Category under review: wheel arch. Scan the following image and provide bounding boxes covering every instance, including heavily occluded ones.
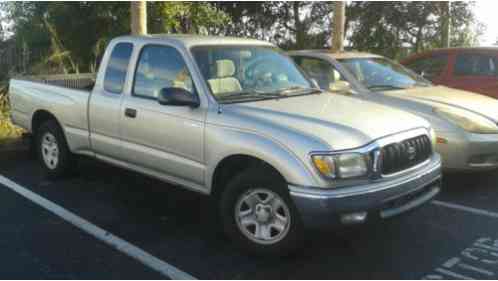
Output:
[205,127,318,199]
[210,154,286,202]
[31,109,65,137]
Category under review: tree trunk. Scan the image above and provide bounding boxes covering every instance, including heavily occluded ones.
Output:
[331,1,346,52]
[293,2,305,49]
[131,1,147,35]
[440,1,451,48]
[414,26,423,53]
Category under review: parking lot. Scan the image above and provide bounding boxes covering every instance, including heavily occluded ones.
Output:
[1,145,498,279]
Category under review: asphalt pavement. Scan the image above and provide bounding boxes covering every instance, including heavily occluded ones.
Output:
[1,146,498,279]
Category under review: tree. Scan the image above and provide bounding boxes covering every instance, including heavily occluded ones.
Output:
[440,1,451,48]
[148,2,229,34]
[218,2,334,49]
[331,1,345,52]
[0,2,228,74]
[347,1,482,58]
[1,2,130,73]
[131,1,147,35]
[0,21,4,42]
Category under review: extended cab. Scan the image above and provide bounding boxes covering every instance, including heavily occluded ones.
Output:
[9,35,442,255]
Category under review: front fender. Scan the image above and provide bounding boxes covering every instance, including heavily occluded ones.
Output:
[204,124,319,192]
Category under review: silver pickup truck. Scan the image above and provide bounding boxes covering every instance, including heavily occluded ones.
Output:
[9,35,442,255]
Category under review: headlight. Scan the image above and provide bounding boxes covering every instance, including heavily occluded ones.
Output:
[434,107,498,134]
[312,153,368,179]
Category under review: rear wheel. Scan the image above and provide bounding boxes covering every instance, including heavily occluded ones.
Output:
[36,120,75,178]
[220,166,304,256]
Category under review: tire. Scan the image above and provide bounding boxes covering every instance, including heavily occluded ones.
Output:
[220,166,304,256]
[35,120,75,179]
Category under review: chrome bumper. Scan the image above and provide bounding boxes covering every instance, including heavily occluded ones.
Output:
[289,154,442,228]
[436,131,498,171]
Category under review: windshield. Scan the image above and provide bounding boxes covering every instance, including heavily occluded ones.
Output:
[191,46,317,103]
[338,57,430,91]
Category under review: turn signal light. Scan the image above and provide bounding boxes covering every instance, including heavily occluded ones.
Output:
[436,137,448,144]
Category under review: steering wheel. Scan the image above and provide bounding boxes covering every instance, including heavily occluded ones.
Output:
[244,56,281,90]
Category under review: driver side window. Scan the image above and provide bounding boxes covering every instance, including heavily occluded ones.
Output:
[133,45,195,99]
[295,57,345,90]
[406,54,448,81]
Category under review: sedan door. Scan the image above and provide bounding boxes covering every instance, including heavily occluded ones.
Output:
[403,53,449,85]
[120,44,206,189]
[447,52,498,98]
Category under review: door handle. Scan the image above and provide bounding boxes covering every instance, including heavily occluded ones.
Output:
[125,108,137,118]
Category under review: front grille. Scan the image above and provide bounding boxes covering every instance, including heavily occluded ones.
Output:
[381,135,432,175]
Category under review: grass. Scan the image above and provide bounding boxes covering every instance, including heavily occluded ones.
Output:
[0,83,24,145]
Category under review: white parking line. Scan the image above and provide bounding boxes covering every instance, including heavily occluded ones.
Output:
[432,200,498,219]
[0,175,196,280]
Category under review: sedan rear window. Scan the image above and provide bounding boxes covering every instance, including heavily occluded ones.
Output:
[339,57,429,91]
[454,53,498,76]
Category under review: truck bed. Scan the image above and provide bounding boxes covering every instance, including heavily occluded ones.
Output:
[9,74,95,154]
[16,73,96,92]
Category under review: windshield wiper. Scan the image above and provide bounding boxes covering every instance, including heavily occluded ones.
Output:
[218,87,320,103]
[218,91,281,100]
[367,84,409,90]
[276,86,322,96]
[414,82,431,87]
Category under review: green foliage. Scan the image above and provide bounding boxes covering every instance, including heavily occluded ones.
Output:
[0,2,230,75]
[0,1,487,76]
[219,1,481,53]
[1,2,130,74]
[0,83,23,143]
[148,2,230,35]
[218,2,334,49]
[346,1,482,59]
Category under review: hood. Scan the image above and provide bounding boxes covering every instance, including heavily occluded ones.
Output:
[384,86,498,122]
[223,93,429,150]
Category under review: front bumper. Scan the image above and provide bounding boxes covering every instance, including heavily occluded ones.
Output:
[436,131,498,171]
[289,154,442,228]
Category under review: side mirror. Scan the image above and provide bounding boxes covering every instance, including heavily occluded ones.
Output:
[329,81,353,94]
[158,87,199,108]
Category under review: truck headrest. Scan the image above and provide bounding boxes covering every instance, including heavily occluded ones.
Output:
[215,59,236,78]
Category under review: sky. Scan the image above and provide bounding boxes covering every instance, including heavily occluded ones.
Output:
[474,0,498,46]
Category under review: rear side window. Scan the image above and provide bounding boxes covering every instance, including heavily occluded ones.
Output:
[454,53,498,76]
[104,42,134,94]
[405,54,448,80]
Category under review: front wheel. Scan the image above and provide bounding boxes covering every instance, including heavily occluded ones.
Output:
[220,167,304,256]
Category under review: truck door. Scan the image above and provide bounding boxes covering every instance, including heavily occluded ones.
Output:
[89,42,133,160]
[120,44,206,187]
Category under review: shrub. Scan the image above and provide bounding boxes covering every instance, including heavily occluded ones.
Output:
[0,83,24,143]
